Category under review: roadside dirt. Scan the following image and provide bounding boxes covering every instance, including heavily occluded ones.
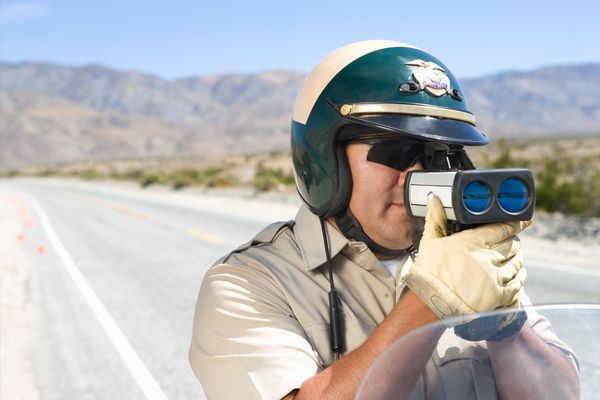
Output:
[0,188,39,400]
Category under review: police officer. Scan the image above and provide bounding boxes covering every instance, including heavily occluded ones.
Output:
[189,41,578,399]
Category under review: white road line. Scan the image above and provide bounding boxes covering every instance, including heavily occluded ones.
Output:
[24,192,168,400]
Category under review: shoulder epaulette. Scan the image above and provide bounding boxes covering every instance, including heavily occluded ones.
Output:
[217,220,295,264]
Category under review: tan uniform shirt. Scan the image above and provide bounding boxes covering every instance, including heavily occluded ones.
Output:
[189,205,576,399]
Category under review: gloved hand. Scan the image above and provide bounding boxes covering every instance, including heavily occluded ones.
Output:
[401,194,530,324]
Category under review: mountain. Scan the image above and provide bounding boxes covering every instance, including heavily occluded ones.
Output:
[1,61,599,170]
[461,64,600,136]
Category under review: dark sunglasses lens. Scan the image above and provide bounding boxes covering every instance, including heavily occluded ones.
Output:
[366,141,424,171]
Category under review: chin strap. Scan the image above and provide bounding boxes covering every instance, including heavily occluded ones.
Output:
[334,207,410,257]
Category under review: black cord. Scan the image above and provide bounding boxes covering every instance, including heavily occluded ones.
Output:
[319,216,343,360]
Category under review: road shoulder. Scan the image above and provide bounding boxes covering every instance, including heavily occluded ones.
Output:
[0,188,39,400]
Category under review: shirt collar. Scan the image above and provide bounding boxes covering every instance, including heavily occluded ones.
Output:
[293,205,349,272]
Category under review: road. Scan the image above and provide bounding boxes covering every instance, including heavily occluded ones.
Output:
[1,178,599,399]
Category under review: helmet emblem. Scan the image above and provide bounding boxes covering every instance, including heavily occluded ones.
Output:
[405,60,452,97]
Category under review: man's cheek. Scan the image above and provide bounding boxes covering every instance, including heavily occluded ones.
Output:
[411,218,425,237]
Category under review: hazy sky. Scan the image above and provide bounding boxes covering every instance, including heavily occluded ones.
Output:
[1,0,599,80]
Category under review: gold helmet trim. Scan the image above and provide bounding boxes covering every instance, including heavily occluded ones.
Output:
[339,103,477,126]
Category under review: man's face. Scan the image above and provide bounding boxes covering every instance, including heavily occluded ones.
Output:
[345,142,424,255]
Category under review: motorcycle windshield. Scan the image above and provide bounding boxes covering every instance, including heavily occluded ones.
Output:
[356,305,600,400]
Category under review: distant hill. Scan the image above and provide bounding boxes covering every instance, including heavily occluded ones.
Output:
[1,61,599,170]
[461,64,600,136]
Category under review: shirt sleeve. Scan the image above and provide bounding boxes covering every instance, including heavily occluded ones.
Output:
[189,256,319,400]
[521,291,580,372]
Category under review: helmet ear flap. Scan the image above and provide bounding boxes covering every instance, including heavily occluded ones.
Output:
[325,143,353,217]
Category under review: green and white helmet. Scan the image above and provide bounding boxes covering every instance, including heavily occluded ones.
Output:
[291,40,488,220]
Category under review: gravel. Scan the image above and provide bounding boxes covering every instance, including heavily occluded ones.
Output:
[525,212,600,246]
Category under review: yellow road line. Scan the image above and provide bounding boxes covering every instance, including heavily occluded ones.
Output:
[100,202,148,220]
[72,192,224,245]
[74,193,148,220]
[185,229,224,244]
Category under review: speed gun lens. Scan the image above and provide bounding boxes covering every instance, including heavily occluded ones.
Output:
[498,177,529,213]
[463,181,491,213]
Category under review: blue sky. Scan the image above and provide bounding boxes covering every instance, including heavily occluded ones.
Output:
[1,0,599,80]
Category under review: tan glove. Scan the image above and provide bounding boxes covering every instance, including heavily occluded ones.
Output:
[401,194,530,322]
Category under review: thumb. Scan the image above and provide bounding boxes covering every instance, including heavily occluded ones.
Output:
[422,193,448,240]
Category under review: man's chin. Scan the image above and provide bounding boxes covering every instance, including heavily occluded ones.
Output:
[378,230,416,251]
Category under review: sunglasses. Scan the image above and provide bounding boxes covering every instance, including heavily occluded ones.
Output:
[353,139,475,172]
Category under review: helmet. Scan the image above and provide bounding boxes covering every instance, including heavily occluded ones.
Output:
[291,40,488,219]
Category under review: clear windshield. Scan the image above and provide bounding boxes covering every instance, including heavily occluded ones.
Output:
[357,305,600,400]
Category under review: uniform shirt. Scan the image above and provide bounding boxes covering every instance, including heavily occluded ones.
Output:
[189,205,576,399]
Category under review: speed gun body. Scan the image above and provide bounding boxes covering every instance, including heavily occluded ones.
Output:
[405,169,535,224]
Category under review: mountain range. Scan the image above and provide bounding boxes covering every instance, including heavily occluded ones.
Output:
[1,61,599,170]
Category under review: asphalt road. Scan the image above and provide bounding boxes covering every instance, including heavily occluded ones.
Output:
[2,178,599,399]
